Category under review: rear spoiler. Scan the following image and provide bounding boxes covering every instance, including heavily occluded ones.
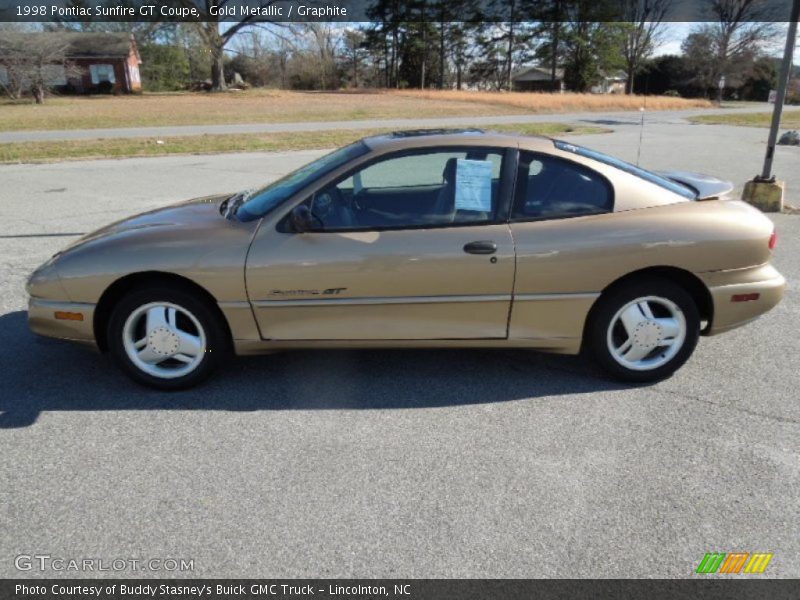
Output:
[657,170,734,201]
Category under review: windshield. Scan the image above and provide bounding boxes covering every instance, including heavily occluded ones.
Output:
[553,140,697,200]
[237,141,370,221]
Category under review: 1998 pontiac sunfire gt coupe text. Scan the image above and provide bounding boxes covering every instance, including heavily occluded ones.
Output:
[27,130,785,389]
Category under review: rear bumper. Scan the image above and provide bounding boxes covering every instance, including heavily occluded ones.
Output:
[701,264,786,335]
[28,297,97,347]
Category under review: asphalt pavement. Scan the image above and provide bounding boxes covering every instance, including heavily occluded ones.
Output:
[0,116,798,578]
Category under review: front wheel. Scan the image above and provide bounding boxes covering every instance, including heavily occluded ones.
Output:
[587,279,700,383]
[108,286,229,390]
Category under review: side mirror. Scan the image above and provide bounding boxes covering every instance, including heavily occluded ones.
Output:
[290,205,316,233]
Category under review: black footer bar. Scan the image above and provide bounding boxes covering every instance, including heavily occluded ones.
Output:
[4,579,800,600]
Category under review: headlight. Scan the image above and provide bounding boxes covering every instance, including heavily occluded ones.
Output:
[26,255,68,299]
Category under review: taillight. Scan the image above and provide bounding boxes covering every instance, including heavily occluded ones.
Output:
[769,230,778,250]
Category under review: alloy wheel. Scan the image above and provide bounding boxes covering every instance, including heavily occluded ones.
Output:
[606,295,687,372]
[122,302,207,379]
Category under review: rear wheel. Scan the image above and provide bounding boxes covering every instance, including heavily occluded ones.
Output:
[587,279,700,383]
[108,286,229,390]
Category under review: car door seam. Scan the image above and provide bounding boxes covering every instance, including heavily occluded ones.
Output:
[505,224,517,340]
[243,216,269,340]
[504,145,520,340]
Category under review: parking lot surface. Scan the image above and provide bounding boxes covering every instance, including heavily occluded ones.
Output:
[1,119,798,578]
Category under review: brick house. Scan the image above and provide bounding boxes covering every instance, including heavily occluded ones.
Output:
[0,32,142,94]
[60,32,142,94]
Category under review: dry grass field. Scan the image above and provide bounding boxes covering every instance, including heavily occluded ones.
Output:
[0,89,713,133]
[0,121,609,163]
[395,89,712,113]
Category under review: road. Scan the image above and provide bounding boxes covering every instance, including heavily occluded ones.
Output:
[1,102,797,143]
[0,117,798,578]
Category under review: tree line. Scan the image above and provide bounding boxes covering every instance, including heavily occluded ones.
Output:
[0,0,791,103]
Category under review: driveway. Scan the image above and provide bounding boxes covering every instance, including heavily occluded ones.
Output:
[0,119,798,578]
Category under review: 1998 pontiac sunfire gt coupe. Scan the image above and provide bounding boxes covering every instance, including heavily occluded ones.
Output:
[27,130,785,389]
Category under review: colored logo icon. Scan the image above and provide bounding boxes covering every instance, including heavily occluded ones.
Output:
[696,552,773,574]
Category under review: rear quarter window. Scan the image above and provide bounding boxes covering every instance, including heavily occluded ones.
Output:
[513,151,613,220]
[553,140,696,200]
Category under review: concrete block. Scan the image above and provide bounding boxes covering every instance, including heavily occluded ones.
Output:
[742,179,785,213]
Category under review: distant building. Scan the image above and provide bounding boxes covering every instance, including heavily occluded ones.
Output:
[60,32,142,94]
[0,32,142,94]
[590,71,627,94]
[512,65,628,94]
[512,66,565,92]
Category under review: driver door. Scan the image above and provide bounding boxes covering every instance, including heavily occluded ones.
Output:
[245,147,516,341]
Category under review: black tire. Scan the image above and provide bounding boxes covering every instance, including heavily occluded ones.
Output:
[587,278,700,383]
[107,285,230,390]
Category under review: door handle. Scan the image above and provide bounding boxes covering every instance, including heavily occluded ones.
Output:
[463,240,497,255]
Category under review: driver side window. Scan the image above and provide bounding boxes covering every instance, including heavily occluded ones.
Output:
[304,148,504,231]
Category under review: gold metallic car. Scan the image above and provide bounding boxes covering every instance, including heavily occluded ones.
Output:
[27,130,785,389]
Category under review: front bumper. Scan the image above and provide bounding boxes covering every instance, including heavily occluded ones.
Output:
[28,297,97,346]
[701,264,786,335]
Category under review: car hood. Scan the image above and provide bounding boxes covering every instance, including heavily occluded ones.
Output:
[60,194,249,253]
[42,193,263,305]
[657,171,734,200]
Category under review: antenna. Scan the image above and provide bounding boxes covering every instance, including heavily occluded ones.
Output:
[636,105,645,166]
[636,77,648,166]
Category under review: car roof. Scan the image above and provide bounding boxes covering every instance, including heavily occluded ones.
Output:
[362,128,554,153]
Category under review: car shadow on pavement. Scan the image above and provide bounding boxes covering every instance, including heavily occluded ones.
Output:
[0,310,630,429]
[579,119,641,126]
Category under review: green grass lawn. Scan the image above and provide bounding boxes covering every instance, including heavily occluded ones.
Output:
[0,122,609,164]
[690,110,800,128]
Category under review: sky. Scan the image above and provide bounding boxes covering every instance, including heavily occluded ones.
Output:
[654,22,794,57]
[653,22,692,56]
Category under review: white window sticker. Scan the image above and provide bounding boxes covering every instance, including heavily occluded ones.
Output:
[455,159,493,211]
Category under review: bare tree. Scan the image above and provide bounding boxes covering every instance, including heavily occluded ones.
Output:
[342,29,366,87]
[184,0,283,90]
[0,31,82,103]
[273,35,294,89]
[303,23,340,89]
[621,0,672,94]
[448,23,477,90]
[533,0,565,92]
[473,0,537,91]
[687,0,780,102]
[681,29,718,96]
[229,29,277,87]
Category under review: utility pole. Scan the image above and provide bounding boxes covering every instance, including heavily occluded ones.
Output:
[742,0,799,212]
[759,0,799,182]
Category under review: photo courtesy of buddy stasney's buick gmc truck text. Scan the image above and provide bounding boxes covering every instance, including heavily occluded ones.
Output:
[27,129,785,390]
[15,583,404,596]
